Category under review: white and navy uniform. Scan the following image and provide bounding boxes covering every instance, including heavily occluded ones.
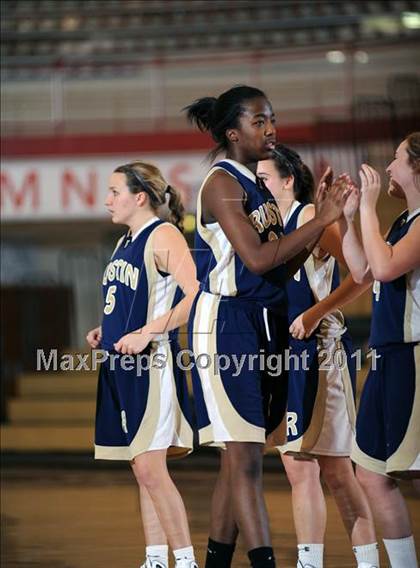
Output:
[279,202,357,456]
[189,159,289,447]
[352,208,420,476]
[95,217,193,460]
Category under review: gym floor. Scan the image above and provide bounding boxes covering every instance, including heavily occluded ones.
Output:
[2,456,419,567]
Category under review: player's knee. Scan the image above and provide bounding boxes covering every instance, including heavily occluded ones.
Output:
[132,462,162,491]
[285,460,318,487]
[240,456,262,482]
[322,466,347,492]
[286,469,316,488]
[355,464,394,494]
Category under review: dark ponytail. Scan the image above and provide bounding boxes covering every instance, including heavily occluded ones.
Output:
[272,144,314,204]
[184,85,267,160]
[185,97,217,133]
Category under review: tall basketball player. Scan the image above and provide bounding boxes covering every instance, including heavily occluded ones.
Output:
[185,85,350,568]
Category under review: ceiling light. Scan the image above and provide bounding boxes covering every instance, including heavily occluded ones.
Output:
[402,12,420,29]
[326,50,346,64]
[355,51,369,64]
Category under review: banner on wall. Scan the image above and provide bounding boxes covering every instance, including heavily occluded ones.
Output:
[1,153,209,221]
[1,144,366,222]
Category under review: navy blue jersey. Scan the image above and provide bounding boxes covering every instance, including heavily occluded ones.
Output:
[101,217,182,350]
[370,209,420,348]
[194,159,286,309]
[284,202,341,331]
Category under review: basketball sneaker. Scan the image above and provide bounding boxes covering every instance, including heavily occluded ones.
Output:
[174,561,199,568]
[140,558,167,568]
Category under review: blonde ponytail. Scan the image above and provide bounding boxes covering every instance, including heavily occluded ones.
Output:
[166,184,185,232]
[114,161,185,230]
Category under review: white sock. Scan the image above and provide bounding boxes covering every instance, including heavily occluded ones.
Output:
[353,542,379,567]
[297,543,324,568]
[174,545,195,562]
[146,544,168,566]
[383,535,418,568]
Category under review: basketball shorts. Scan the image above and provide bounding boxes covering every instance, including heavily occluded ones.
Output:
[188,291,288,447]
[352,342,420,476]
[279,333,356,457]
[94,340,193,460]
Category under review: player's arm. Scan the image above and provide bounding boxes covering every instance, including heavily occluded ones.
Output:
[359,164,420,282]
[290,274,371,339]
[204,170,345,275]
[289,204,371,338]
[149,224,199,334]
[338,183,372,283]
[114,225,198,355]
[360,210,420,282]
[291,204,348,266]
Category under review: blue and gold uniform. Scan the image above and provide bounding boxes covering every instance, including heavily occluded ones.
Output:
[279,201,357,456]
[95,217,193,460]
[352,208,420,476]
[189,159,288,447]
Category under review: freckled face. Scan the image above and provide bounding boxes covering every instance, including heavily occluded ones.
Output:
[105,172,139,225]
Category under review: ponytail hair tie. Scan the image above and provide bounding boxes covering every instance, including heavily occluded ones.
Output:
[165,185,172,195]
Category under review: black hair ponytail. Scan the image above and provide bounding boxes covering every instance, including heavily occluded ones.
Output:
[185,97,217,133]
[184,85,267,160]
[272,144,314,204]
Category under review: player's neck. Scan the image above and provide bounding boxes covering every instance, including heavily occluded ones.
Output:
[225,150,257,173]
[128,212,157,235]
[405,189,420,214]
[276,193,295,221]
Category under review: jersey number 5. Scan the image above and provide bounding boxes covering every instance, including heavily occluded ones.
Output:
[104,285,117,315]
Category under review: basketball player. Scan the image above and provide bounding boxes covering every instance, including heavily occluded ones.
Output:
[257,145,379,568]
[339,132,420,568]
[185,85,350,568]
[86,161,199,568]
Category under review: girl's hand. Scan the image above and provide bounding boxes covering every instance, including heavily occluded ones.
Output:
[343,184,361,222]
[114,329,153,355]
[316,173,352,226]
[314,166,333,217]
[289,309,322,340]
[359,164,381,208]
[86,326,102,348]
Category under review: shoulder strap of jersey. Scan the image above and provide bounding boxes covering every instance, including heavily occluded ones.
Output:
[214,160,239,178]
[110,234,126,259]
[386,209,409,239]
[286,202,307,230]
[407,210,420,227]
[214,160,253,189]
[144,220,180,278]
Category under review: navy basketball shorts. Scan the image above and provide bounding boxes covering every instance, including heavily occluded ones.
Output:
[279,332,357,457]
[188,291,288,447]
[352,342,420,477]
[94,341,193,460]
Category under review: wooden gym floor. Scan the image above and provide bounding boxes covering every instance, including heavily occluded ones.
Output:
[2,456,419,568]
